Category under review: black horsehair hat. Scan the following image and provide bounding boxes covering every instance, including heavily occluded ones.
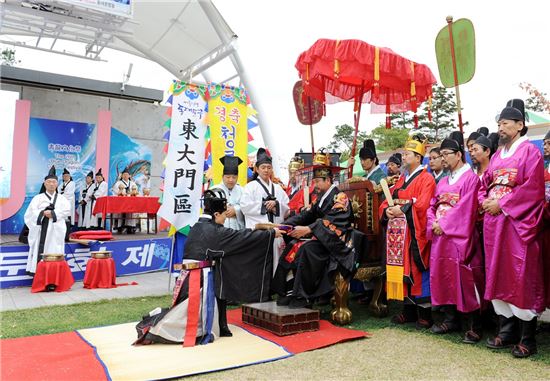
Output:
[87,171,94,178]
[359,139,377,160]
[448,131,465,151]
[44,165,57,181]
[477,127,489,137]
[62,168,70,175]
[96,168,103,177]
[387,152,402,166]
[204,188,227,214]
[220,155,243,176]
[467,131,481,143]
[440,138,461,152]
[255,148,272,166]
[498,107,524,122]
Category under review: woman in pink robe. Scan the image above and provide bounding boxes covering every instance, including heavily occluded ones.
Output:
[479,102,545,358]
[428,137,484,344]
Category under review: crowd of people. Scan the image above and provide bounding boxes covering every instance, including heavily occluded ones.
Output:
[22,97,550,356]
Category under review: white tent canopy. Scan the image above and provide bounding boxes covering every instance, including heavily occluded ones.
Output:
[0,0,274,153]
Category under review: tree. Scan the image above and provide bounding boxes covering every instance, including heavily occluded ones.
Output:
[327,123,368,161]
[368,125,410,151]
[1,48,20,66]
[418,85,460,141]
[519,82,550,114]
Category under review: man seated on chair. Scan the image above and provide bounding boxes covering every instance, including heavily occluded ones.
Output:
[135,189,282,345]
[272,165,355,309]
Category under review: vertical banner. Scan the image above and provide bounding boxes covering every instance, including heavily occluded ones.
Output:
[208,85,249,186]
[158,83,207,230]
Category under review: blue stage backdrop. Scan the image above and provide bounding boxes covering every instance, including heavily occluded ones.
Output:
[1,120,154,234]
[1,117,97,234]
[0,237,172,289]
[108,128,152,194]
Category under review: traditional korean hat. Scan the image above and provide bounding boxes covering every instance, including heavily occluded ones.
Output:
[404,134,427,157]
[312,148,330,166]
[502,98,529,136]
[44,165,57,181]
[359,139,377,160]
[467,131,481,143]
[448,131,465,151]
[86,171,94,178]
[387,152,402,166]
[440,138,461,152]
[312,165,333,180]
[255,148,272,167]
[203,188,227,214]
[288,156,305,172]
[477,127,489,137]
[220,155,243,175]
[62,168,70,175]
[122,166,130,174]
[96,168,104,179]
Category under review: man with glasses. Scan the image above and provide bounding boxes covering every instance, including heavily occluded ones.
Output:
[479,100,545,358]
[428,147,448,184]
[427,135,484,344]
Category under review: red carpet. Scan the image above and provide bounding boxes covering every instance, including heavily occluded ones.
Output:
[227,308,368,353]
[1,309,367,381]
[1,331,108,381]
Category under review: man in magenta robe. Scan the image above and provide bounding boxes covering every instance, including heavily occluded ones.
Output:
[479,101,545,358]
[428,136,484,344]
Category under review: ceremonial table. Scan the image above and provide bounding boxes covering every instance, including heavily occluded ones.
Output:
[31,260,75,293]
[83,258,117,289]
[92,196,160,234]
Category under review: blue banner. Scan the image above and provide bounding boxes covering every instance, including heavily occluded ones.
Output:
[0,237,172,289]
[1,117,97,234]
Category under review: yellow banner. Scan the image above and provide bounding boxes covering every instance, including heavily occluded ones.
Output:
[208,86,249,186]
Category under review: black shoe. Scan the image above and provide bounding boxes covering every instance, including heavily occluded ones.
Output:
[486,315,519,349]
[46,284,56,292]
[219,326,233,337]
[511,318,538,358]
[289,297,311,309]
[431,321,460,334]
[276,295,292,306]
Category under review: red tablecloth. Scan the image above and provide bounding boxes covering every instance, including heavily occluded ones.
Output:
[92,196,160,216]
[83,258,117,289]
[31,261,75,293]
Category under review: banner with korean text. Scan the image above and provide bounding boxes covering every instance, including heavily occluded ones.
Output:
[208,85,249,186]
[158,83,208,230]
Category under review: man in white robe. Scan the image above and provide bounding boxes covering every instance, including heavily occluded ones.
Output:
[241,148,289,274]
[89,168,108,229]
[212,155,245,230]
[78,171,94,229]
[111,167,137,233]
[58,168,76,227]
[25,166,71,275]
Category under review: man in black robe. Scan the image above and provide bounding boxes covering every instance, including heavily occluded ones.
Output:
[135,189,281,344]
[272,166,354,309]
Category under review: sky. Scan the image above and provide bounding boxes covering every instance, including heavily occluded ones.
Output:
[2,0,549,174]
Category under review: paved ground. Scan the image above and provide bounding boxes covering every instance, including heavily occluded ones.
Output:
[0,271,171,312]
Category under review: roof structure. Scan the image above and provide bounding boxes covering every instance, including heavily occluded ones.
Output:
[0,0,274,154]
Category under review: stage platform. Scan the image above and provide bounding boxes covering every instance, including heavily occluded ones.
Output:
[0,233,172,290]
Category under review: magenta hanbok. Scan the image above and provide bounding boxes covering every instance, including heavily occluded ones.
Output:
[428,164,484,313]
[479,137,545,313]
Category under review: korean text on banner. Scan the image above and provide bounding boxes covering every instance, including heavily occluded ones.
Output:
[158,84,207,230]
[208,86,249,186]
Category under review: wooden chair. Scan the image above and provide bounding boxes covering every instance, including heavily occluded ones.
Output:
[330,181,388,325]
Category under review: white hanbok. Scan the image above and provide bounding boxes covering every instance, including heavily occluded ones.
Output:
[78,181,94,228]
[90,180,108,227]
[212,182,245,230]
[24,191,71,273]
[241,177,289,274]
[58,180,76,224]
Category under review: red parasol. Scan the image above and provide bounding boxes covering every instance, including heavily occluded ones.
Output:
[295,39,437,176]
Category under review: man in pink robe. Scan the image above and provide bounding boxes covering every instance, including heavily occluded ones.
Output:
[479,101,545,358]
[428,136,484,344]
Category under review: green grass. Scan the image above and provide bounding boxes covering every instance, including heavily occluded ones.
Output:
[0,295,171,339]
[1,294,549,373]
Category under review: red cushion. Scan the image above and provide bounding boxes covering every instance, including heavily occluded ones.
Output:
[70,230,111,239]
